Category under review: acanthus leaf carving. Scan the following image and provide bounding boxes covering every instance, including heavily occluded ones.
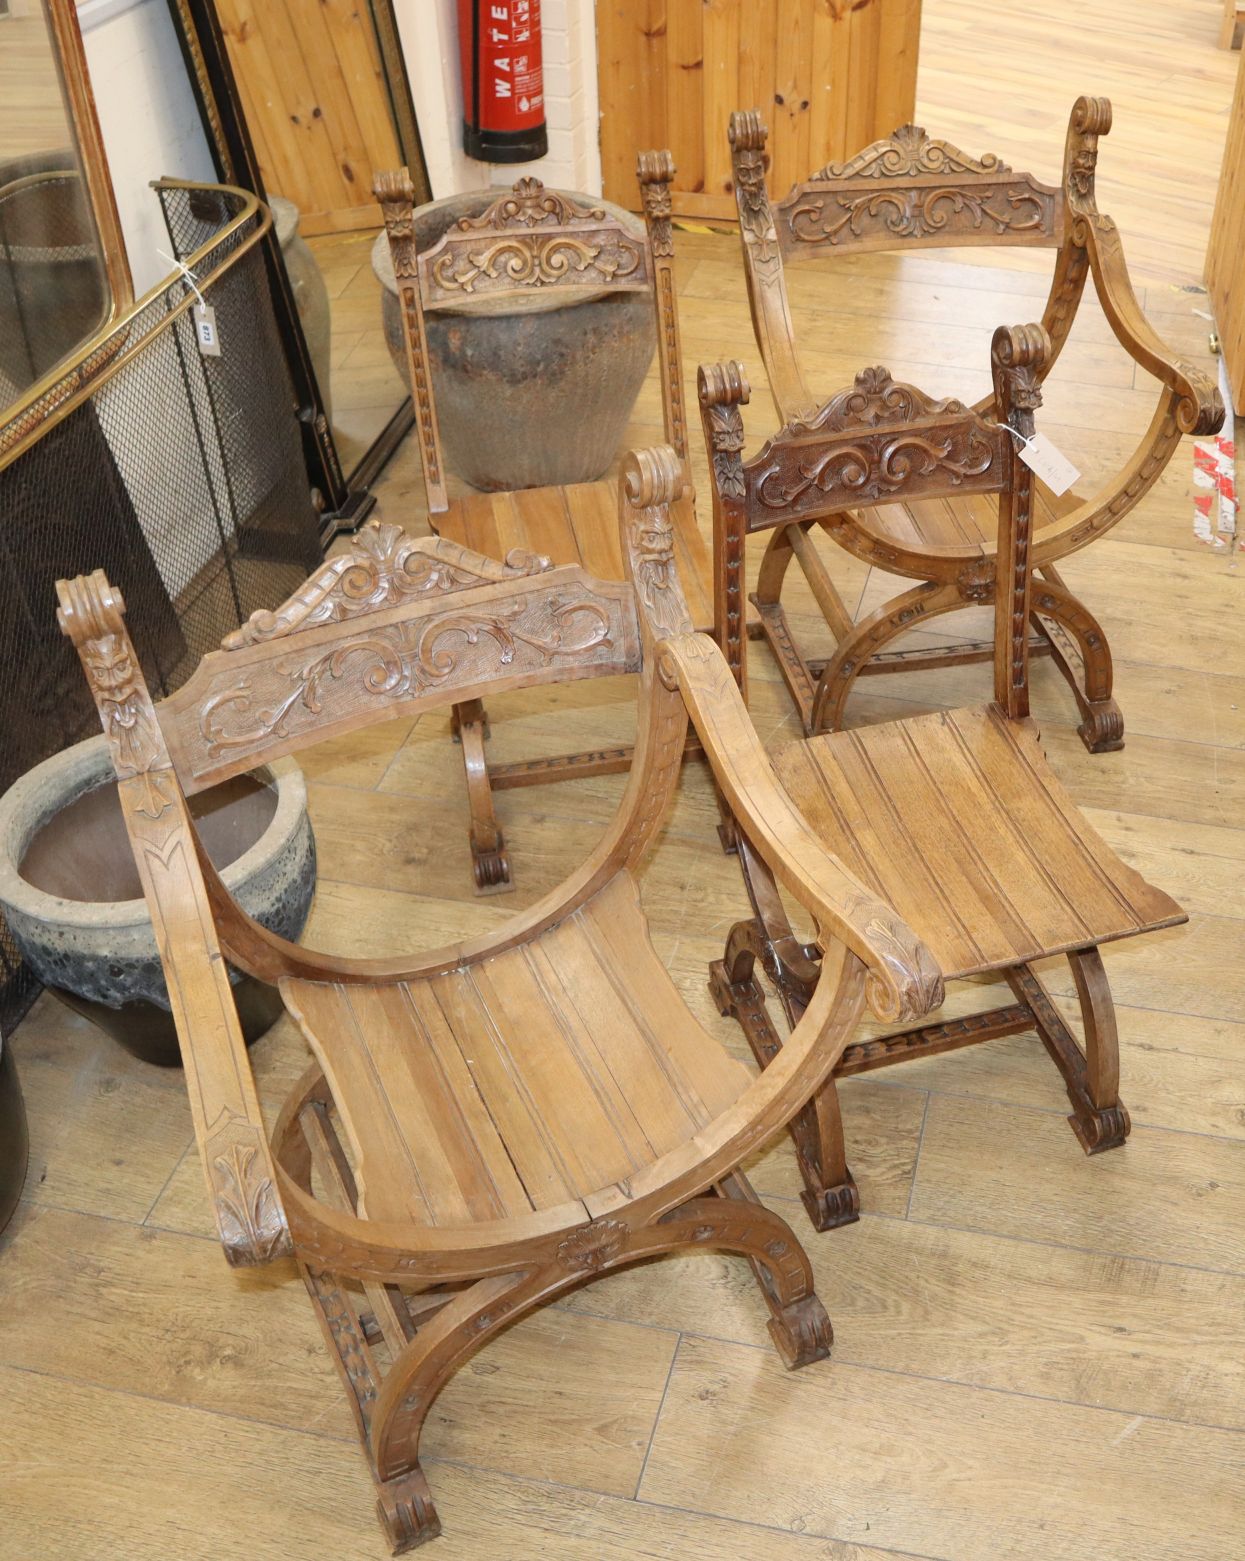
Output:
[448,177,608,232]
[222,524,553,649]
[203,590,619,756]
[812,123,1011,182]
[211,1136,289,1266]
[556,1217,629,1272]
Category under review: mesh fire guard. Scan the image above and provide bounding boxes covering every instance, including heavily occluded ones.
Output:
[0,180,324,1035]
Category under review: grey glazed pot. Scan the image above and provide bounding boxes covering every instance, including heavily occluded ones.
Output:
[372,187,655,491]
[0,735,316,1067]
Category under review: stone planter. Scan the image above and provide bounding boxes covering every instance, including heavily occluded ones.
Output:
[372,187,655,491]
[270,193,332,421]
[0,736,316,1067]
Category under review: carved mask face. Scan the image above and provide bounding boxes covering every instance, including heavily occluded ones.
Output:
[83,633,136,701]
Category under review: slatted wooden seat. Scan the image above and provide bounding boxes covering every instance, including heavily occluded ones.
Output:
[774,706,1181,982]
[705,325,1187,1233]
[726,98,1222,751]
[282,873,748,1226]
[375,157,710,892]
[441,478,712,626]
[58,445,942,1552]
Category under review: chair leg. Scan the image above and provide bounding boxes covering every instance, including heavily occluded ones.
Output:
[710,921,860,1231]
[1066,947,1130,1153]
[1031,570,1124,753]
[809,580,963,735]
[354,1202,833,1547]
[752,523,820,730]
[451,699,512,894]
[1008,954,1130,1156]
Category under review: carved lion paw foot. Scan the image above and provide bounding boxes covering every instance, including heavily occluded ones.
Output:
[801,1174,861,1232]
[767,1293,833,1370]
[377,1466,441,1554]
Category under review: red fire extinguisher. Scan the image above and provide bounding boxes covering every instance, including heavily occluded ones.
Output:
[458,0,549,163]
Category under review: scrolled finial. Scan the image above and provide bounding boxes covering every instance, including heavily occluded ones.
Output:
[372,167,416,205]
[1072,95,1112,137]
[623,445,684,510]
[729,110,769,153]
[56,570,127,646]
[636,148,675,185]
[698,360,751,410]
[991,322,1050,375]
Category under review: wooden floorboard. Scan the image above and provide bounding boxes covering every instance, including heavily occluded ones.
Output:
[4,3,1245,1555]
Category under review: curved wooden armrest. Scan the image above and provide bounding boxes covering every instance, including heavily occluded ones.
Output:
[1083,217,1222,436]
[659,631,943,1024]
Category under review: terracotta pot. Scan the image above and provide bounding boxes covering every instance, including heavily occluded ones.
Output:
[372,187,655,491]
[0,736,316,1067]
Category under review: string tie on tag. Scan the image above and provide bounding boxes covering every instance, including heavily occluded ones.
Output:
[157,248,207,312]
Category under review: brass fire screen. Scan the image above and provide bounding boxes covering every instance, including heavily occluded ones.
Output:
[0,181,322,1035]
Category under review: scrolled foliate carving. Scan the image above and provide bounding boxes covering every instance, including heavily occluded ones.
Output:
[787,184,1053,249]
[429,232,643,296]
[200,585,623,758]
[222,524,552,649]
[860,909,945,1024]
[778,365,975,439]
[450,177,607,232]
[813,123,1011,182]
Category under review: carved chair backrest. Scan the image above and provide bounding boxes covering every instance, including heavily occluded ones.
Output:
[375,154,689,513]
[729,100,1111,422]
[701,325,1049,723]
[732,114,1066,265]
[57,528,644,806]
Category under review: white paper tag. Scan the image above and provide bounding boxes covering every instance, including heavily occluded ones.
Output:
[195,303,221,357]
[1016,431,1079,496]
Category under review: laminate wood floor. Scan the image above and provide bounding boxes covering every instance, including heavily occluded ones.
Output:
[3,4,1243,1556]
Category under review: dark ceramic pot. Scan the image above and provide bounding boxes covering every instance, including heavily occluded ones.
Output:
[0,736,315,1067]
[372,188,655,491]
[0,1038,28,1234]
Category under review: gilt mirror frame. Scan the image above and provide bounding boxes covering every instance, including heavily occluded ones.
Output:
[0,0,134,437]
[165,0,433,532]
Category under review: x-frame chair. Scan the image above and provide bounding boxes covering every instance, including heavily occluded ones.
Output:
[372,153,709,893]
[57,448,941,1551]
[703,325,1185,1230]
[727,96,1222,751]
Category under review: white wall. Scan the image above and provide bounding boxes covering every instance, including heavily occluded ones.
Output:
[78,0,215,296]
[394,0,601,199]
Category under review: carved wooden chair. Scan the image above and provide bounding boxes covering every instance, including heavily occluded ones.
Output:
[57,450,941,1553]
[704,326,1185,1231]
[727,97,1222,751]
[373,156,708,893]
